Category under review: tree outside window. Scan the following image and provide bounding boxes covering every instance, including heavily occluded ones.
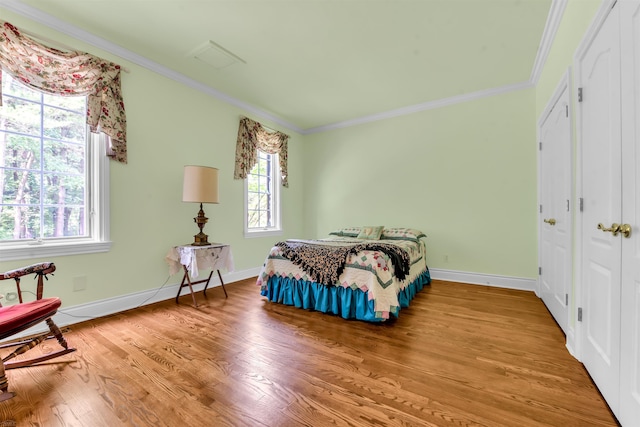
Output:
[1,73,88,242]
[245,150,281,237]
[0,73,110,261]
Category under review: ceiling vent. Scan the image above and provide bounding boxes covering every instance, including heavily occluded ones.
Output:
[189,41,245,70]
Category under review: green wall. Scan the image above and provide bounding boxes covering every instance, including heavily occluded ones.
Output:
[0,0,606,312]
[0,10,306,307]
[303,89,538,278]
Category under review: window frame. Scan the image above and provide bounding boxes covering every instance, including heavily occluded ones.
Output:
[243,151,282,238]
[0,92,111,261]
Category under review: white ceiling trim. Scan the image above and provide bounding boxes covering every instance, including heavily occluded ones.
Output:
[302,80,535,134]
[1,0,562,136]
[529,0,568,85]
[305,0,565,135]
[0,0,305,133]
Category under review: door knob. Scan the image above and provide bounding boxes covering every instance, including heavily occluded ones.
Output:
[597,223,620,236]
[619,224,632,238]
[543,218,556,226]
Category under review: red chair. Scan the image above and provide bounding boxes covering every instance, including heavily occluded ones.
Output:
[0,263,75,401]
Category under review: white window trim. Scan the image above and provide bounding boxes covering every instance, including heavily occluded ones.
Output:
[243,153,282,239]
[0,133,111,261]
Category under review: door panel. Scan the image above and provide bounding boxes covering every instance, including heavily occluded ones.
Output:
[552,244,568,309]
[586,261,614,362]
[579,5,622,415]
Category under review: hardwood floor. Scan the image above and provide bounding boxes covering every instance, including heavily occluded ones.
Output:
[0,278,619,426]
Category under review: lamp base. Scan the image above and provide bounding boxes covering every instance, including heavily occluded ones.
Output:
[191,232,211,246]
[190,203,212,246]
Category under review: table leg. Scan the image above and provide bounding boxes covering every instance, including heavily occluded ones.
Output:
[175,272,187,304]
[202,269,227,298]
[217,269,228,298]
[175,266,198,307]
[201,270,214,296]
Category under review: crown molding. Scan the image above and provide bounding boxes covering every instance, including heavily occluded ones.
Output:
[302,0,561,134]
[302,80,534,134]
[529,0,568,85]
[0,0,304,134]
[1,0,560,135]
[307,0,563,136]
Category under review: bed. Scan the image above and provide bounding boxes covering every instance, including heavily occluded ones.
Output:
[257,226,430,322]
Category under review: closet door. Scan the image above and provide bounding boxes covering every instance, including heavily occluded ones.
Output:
[577,3,622,416]
[539,83,572,334]
[620,1,640,424]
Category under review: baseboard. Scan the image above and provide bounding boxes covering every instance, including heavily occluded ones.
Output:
[566,331,579,361]
[7,266,535,340]
[429,268,537,292]
[6,267,262,340]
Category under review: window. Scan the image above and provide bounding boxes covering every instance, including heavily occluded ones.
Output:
[244,150,281,237]
[0,73,110,261]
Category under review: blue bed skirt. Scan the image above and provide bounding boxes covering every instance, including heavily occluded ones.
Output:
[260,269,431,322]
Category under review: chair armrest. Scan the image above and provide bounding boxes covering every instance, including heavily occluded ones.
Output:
[0,263,56,301]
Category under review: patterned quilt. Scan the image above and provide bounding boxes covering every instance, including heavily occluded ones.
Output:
[275,239,410,285]
[257,236,429,319]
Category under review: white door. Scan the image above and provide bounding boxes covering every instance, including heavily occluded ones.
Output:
[619,1,640,424]
[539,83,572,334]
[577,4,622,416]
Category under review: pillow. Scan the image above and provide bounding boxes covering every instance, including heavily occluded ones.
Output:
[381,227,427,242]
[357,226,384,240]
[329,227,362,237]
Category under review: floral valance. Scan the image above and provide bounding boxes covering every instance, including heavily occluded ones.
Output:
[234,116,289,187]
[0,22,128,163]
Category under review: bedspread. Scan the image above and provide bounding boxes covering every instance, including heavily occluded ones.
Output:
[257,236,428,319]
[275,239,410,285]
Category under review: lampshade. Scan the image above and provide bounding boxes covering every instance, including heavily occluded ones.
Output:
[182,166,219,203]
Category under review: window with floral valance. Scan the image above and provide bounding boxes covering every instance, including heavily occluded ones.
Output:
[234,116,289,187]
[0,21,128,163]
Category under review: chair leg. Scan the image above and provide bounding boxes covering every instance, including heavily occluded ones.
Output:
[0,363,15,402]
[0,319,71,350]
[2,334,46,364]
[46,318,69,350]
[2,318,76,370]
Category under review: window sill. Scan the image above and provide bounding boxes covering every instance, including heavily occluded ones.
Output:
[0,240,112,262]
[244,229,283,239]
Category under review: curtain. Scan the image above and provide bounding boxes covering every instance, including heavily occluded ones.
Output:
[0,22,128,163]
[234,116,289,187]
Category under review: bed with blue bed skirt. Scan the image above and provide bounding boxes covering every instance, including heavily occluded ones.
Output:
[257,227,431,322]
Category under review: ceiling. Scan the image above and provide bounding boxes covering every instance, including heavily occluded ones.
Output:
[3,0,553,133]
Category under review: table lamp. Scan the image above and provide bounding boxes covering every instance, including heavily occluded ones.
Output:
[182,165,219,246]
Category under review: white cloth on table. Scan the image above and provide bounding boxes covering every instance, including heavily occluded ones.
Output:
[165,244,234,278]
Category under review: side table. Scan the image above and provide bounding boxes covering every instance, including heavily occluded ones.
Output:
[165,243,234,307]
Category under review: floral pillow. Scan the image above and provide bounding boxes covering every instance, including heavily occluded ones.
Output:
[328,227,362,237]
[357,226,384,240]
[381,227,427,242]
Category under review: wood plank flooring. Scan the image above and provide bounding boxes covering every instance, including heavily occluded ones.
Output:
[0,278,619,426]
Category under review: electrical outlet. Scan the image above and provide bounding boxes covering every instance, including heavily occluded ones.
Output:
[73,276,87,292]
